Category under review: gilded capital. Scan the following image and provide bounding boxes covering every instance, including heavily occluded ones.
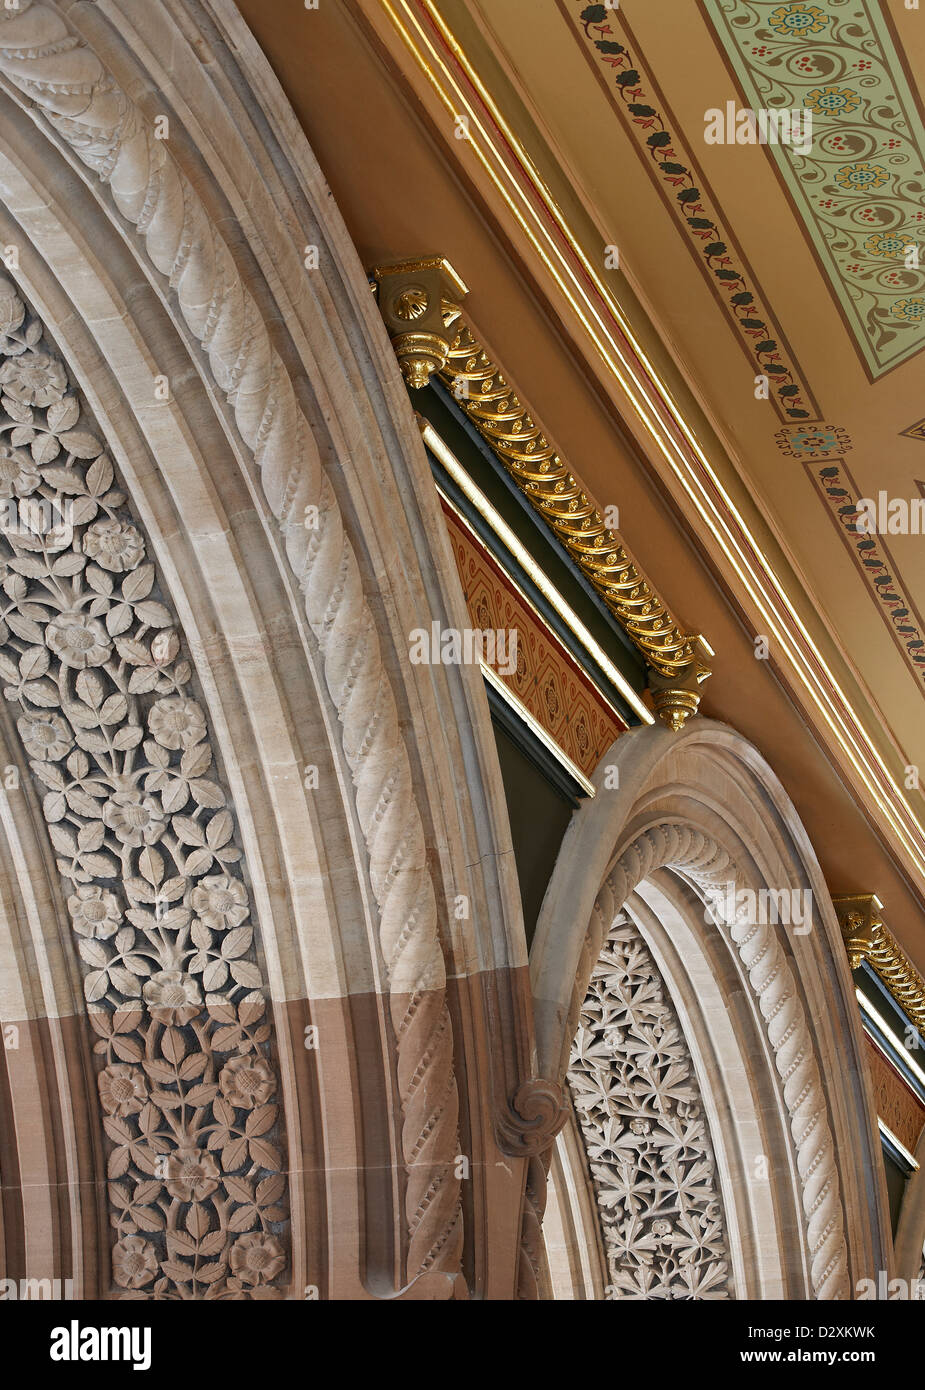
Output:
[373,256,468,389]
[833,894,881,970]
[647,637,712,731]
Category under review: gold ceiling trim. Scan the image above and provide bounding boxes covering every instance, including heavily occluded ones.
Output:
[836,895,925,1042]
[438,314,706,682]
[374,256,711,729]
[419,418,654,725]
[369,0,925,887]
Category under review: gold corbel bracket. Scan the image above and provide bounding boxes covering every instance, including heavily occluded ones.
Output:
[833,893,925,1041]
[647,637,712,732]
[377,257,715,715]
[833,893,882,971]
[373,256,468,389]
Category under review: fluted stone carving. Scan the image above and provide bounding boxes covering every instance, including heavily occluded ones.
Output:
[0,0,461,1282]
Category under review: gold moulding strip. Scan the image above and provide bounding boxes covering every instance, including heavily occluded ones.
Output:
[836,895,925,1043]
[436,313,708,683]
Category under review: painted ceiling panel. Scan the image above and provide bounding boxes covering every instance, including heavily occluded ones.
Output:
[704,0,925,377]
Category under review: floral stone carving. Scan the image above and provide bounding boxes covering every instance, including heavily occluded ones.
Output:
[0,274,289,1298]
[569,914,732,1299]
[0,0,459,1282]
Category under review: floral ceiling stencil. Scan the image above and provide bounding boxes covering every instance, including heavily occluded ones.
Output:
[813,459,925,687]
[569,915,732,1299]
[0,274,290,1298]
[704,0,925,376]
[572,2,820,423]
[774,422,851,457]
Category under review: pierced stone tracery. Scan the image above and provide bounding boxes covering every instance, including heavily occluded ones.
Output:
[569,913,732,1299]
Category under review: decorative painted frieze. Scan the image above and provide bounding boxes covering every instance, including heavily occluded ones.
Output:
[571,2,821,421]
[704,0,925,377]
[813,460,925,686]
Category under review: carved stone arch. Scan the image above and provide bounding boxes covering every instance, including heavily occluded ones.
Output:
[0,0,538,1300]
[531,720,890,1299]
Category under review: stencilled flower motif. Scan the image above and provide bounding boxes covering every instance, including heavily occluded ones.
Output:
[219,1054,276,1110]
[189,874,248,931]
[82,518,145,573]
[834,161,888,191]
[112,1235,158,1290]
[774,423,851,458]
[803,85,860,116]
[18,711,72,762]
[891,297,925,323]
[0,443,40,499]
[98,1064,148,1117]
[768,3,829,37]
[67,885,122,939]
[229,1233,286,1286]
[148,696,206,751]
[865,232,912,260]
[45,610,111,669]
[142,969,202,1011]
[0,350,67,407]
[102,790,166,847]
[164,1147,220,1201]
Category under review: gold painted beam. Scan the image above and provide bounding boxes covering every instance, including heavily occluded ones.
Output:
[373,256,712,729]
[835,894,925,1042]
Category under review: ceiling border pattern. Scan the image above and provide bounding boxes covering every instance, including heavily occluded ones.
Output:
[568,1,822,424]
[704,0,925,380]
[812,458,925,689]
[774,422,852,457]
[570,4,925,751]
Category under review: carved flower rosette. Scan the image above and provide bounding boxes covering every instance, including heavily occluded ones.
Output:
[0,274,289,1298]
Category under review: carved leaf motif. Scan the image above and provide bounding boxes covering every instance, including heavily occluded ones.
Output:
[569,917,731,1300]
[0,275,289,1298]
